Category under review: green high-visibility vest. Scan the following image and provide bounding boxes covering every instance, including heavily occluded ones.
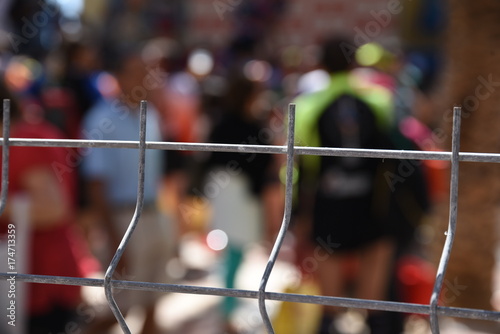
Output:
[293,71,394,180]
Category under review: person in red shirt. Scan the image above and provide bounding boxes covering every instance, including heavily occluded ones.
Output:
[0,81,99,334]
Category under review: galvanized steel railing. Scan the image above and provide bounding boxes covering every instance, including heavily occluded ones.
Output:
[1,100,499,333]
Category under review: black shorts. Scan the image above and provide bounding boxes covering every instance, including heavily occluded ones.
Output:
[311,194,389,252]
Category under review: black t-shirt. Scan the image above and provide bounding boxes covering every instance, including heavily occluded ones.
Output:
[206,112,272,196]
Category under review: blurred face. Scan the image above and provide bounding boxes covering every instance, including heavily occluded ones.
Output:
[116,55,150,105]
[73,45,100,72]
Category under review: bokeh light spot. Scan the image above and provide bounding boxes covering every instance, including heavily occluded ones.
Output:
[206,229,228,251]
[188,49,214,77]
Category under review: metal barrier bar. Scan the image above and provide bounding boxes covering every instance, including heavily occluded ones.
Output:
[0,100,10,215]
[429,107,462,332]
[3,138,500,163]
[258,104,296,333]
[1,101,500,333]
[2,272,500,322]
[103,100,148,333]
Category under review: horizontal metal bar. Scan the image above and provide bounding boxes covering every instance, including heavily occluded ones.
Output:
[3,137,500,163]
[2,272,499,322]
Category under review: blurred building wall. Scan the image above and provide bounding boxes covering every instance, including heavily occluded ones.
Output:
[185,0,401,49]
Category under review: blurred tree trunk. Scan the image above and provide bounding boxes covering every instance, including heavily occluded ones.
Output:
[431,1,500,313]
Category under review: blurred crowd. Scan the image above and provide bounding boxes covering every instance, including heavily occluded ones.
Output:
[0,1,445,334]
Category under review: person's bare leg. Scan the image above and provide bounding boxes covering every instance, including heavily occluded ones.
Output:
[141,304,161,334]
[356,238,394,302]
[81,315,118,334]
[316,254,346,334]
[317,255,345,314]
[356,238,395,334]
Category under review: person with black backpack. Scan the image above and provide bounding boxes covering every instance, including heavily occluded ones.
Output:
[292,37,398,334]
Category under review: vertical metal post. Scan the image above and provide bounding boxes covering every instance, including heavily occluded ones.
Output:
[258,104,296,333]
[430,106,462,333]
[0,99,10,215]
[103,100,148,333]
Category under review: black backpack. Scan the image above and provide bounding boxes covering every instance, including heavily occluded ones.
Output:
[315,93,430,247]
[315,93,385,199]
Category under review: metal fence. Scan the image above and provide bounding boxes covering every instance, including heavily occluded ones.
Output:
[1,99,500,334]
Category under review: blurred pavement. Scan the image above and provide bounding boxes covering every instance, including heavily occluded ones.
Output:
[82,235,500,334]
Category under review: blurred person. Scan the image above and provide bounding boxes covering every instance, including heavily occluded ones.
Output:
[293,37,397,334]
[2,48,82,141]
[60,39,103,124]
[80,45,174,334]
[353,44,435,331]
[352,43,435,244]
[37,43,92,141]
[52,38,107,228]
[201,69,277,333]
[0,79,99,333]
[147,39,206,235]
